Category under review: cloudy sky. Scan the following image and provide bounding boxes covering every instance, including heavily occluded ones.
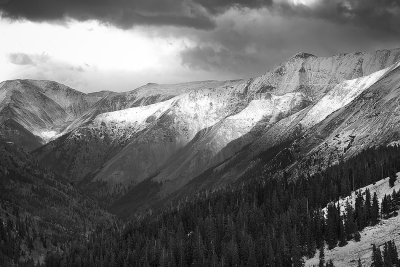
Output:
[1,0,399,92]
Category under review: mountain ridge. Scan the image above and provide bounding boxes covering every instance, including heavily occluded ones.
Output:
[27,48,400,217]
[2,48,400,218]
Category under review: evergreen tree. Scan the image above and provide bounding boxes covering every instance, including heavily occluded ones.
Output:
[365,189,372,223]
[389,240,399,265]
[319,245,325,267]
[371,193,380,225]
[338,218,347,247]
[291,233,304,267]
[354,230,361,242]
[389,171,397,188]
[355,191,366,229]
[325,259,335,267]
[326,204,338,249]
[372,244,384,267]
[344,201,356,240]
[383,242,392,267]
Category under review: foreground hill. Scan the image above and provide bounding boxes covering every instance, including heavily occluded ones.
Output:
[0,139,113,264]
[306,175,400,267]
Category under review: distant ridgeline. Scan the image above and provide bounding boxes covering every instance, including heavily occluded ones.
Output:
[34,145,400,267]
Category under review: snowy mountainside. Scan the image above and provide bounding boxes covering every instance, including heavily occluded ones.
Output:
[247,49,400,101]
[155,56,400,207]
[29,48,400,216]
[63,80,231,133]
[305,174,400,267]
[286,61,400,180]
[100,49,400,215]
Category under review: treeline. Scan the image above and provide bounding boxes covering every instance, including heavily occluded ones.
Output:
[38,145,400,267]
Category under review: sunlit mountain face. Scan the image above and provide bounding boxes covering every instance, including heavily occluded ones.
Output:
[1,0,400,266]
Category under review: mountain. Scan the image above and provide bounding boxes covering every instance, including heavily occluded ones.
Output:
[0,80,97,150]
[34,80,239,183]
[31,49,400,216]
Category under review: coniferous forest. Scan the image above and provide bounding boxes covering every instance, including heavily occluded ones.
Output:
[2,145,400,266]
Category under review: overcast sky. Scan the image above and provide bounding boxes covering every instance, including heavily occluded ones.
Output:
[1,0,400,92]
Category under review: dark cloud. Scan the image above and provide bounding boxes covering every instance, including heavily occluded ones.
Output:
[2,0,400,92]
[1,0,399,33]
[8,53,34,65]
[0,0,215,29]
[177,7,400,78]
[181,45,262,75]
[193,0,273,13]
[277,0,400,34]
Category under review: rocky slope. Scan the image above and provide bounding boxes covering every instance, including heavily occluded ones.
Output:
[0,80,96,150]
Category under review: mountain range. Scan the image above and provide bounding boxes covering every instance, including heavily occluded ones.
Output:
[2,49,400,219]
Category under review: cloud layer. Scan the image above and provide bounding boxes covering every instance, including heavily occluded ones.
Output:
[1,0,399,33]
[1,0,400,92]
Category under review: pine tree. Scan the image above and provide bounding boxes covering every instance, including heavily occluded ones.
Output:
[247,246,258,267]
[383,242,392,267]
[389,240,399,265]
[326,204,338,249]
[266,238,275,267]
[325,259,335,267]
[338,218,347,247]
[389,171,397,188]
[371,244,384,267]
[344,201,356,240]
[371,193,380,225]
[355,191,365,229]
[365,189,372,224]
[319,245,325,267]
[291,232,304,267]
[354,230,361,242]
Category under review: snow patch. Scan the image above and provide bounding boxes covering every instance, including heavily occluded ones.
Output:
[36,130,59,142]
[388,140,400,147]
[94,98,176,126]
[301,61,400,128]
